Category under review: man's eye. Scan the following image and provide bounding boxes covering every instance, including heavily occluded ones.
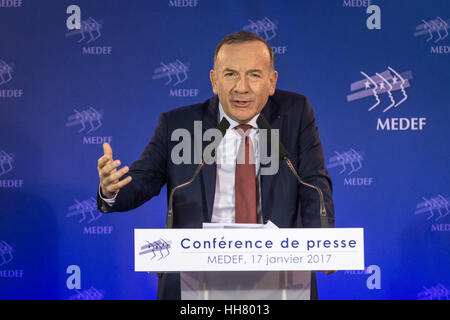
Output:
[250,73,261,78]
[224,73,234,77]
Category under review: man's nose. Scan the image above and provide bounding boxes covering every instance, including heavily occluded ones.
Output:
[233,76,250,93]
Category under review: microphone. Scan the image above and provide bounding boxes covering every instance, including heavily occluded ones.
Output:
[166,117,230,228]
[256,114,331,228]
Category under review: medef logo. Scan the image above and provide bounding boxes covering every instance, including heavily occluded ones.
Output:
[0,240,13,267]
[153,60,189,86]
[65,107,113,145]
[417,283,449,300]
[414,194,449,232]
[0,150,24,189]
[342,0,373,7]
[66,197,113,235]
[0,59,23,98]
[0,60,12,85]
[414,17,450,55]
[0,240,24,279]
[243,17,277,41]
[243,17,287,55]
[139,239,172,261]
[65,16,112,56]
[326,148,373,187]
[152,60,199,98]
[0,150,13,177]
[69,286,105,300]
[0,0,23,8]
[347,67,425,131]
[168,0,199,7]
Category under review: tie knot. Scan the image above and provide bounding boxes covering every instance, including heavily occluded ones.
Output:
[234,124,253,135]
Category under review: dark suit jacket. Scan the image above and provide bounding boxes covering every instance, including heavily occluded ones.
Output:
[97,89,335,299]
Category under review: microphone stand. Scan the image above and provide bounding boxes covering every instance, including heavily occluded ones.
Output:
[257,114,331,228]
[165,118,230,229]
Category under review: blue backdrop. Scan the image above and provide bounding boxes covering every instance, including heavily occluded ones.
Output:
[1,0,449,300]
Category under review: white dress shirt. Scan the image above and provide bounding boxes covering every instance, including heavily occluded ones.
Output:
[211,103,262,224]
[100,103,263,224]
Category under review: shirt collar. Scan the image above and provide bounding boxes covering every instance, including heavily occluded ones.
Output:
[218,102,259,129]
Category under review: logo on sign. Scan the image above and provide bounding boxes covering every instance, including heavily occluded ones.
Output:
[414,17,450,54]
[65,108,112,145]
[347,67,412,113]
[342,0,373,7]
[66,197,102,224]
[0,60,13,86]
[0,0,23,8]
[0,59,23,98]
[417,283,449,300]
[66,198,113,235]
[152,60,199,98]
[243,17,277,41]
[327,149,363,175]
[152,60,189,87]
[65,17,102,44]
[65,16,112,55]
[0,240,24,278]
[140,239,172,260]
[69,286,105,300]
[415,194,449,232]
[168,0,199,8]
[0,150,13,177]
[0,150,24,189]
[66,107,103,134]
[0,240,13,267]
[243,17,287,55]
[347,67,426,131]
[327,149,373,186]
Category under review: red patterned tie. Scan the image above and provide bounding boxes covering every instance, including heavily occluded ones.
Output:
[234,124,257,223]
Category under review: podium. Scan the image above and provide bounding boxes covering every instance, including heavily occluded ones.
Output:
[135,222,364,300]
[179,270,312,300]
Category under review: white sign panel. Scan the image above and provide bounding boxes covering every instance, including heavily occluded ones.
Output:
[135,228,364,272]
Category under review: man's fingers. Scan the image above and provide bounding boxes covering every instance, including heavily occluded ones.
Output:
[106,176,132,193]
[100,160,121,178]
[98,154,112,168]
[103,142,113,159]
[103,166,129,185]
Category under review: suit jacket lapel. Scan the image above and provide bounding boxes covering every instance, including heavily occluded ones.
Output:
[201,96,219,222]
[260,96,281,222]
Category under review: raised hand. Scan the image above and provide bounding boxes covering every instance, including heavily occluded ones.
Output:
[97,143,132,199]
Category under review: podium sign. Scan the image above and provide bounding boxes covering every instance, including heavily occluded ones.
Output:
[135,228,364,272]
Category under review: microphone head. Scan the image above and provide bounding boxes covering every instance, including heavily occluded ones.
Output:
[256,114,289,160]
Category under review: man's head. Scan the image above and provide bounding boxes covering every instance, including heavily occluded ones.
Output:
[210,31,278,124]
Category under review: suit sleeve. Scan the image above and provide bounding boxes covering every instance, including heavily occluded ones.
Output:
[97,113,168,213]
[297,97,335,228]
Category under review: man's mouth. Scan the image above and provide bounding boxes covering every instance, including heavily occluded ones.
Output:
[231,100,252,108]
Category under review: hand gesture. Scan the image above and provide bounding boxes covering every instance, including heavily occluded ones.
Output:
[97,143,132,199]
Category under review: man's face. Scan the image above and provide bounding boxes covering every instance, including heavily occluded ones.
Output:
[210,41,278,124]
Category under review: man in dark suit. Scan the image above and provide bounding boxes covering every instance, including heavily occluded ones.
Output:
[97,31,335,299]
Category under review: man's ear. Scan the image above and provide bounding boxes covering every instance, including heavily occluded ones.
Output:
[210,69,217,95]
[269,70,278,96]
